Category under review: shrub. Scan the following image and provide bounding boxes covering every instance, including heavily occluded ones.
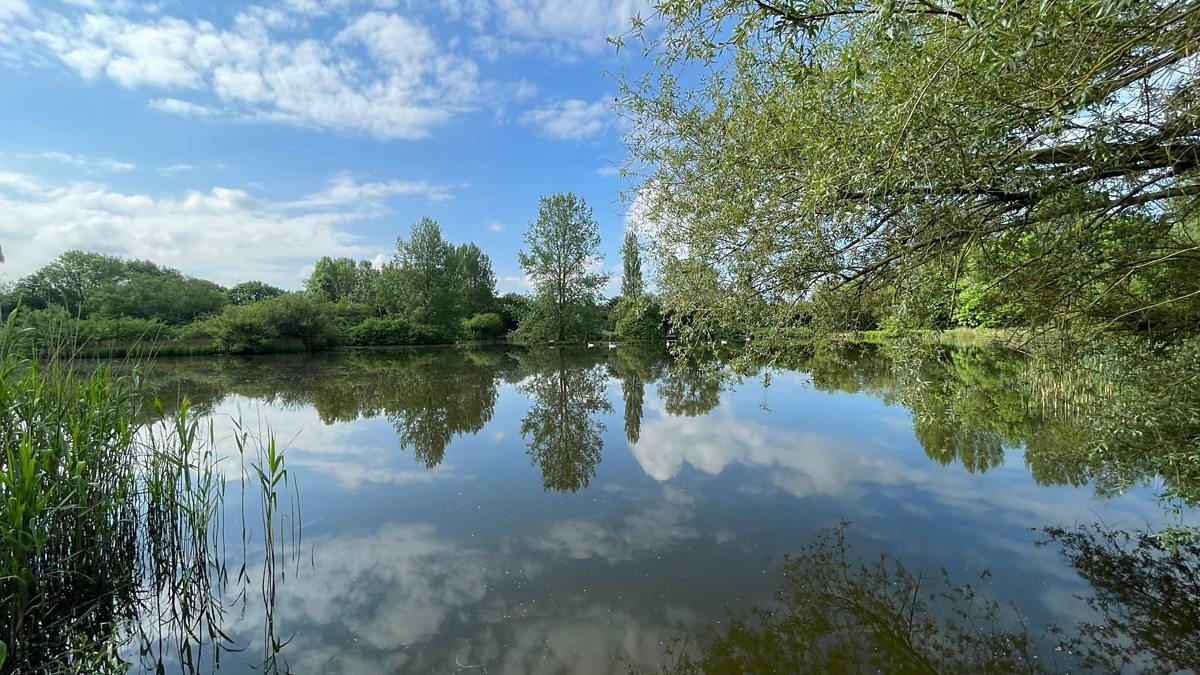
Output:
[211,303,276,354]
[463,312,505,340]
[614,296,667,342]
[77,316,174,343]
[349,317,415,346]
[260,294,340,351]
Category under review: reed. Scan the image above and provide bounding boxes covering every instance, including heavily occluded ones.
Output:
[0,313,297,674]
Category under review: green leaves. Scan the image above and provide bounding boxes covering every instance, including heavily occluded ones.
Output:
[621,0,1200,350]
[518,193,609,342]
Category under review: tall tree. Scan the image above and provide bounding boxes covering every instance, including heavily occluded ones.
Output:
[518,193,609,342]
[449,243,496,317]
[620,230,644,300]
[88,272,227,324]
[11,251,131,315]
[388,218,456,335]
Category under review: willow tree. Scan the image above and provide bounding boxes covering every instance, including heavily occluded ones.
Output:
[518,193,608,342]
[620,0,1200,348]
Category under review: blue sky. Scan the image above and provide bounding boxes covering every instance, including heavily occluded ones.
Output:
[0,0,652,292]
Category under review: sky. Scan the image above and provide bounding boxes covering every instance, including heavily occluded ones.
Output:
[0,0,653,293]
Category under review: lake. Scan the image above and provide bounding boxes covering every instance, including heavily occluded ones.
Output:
[128,344,1198,673]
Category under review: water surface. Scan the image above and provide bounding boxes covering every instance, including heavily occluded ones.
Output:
[135,344,1199,673]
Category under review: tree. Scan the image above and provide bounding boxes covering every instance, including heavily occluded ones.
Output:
[449,243,496,318]
[463,312,505,340]
[620,1,1200,347]
[384,218,458,338]
[496,292,532,333]
[620,230,644,300]
[9,251,132,315]
[518,193,609,342]
[306,257,360,303]
[88,272,227,324]
[227,280,285,306]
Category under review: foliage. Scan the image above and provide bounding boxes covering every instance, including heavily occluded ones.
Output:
[615,294,667,341]
[211,302,277,354]
[227,280,285,306]
[1,251,130,315]
[518,349,612,492]
[211,293,339,354]
[87,271,227,324]
[517,193,609,342]
[1043,524,1200,674]
[306,257,378,307]
[0,316,297,673]
[496,292,532,334]
[621,0,1200,354]
[379,218,460,337]
[643,523,1198,674]
[462,312,505,341]
[449,243,497,318]
[621,229,645,299]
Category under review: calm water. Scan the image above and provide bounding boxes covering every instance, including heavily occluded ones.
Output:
[132,345,1198,673]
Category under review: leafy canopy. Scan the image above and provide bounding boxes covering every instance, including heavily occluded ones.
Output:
[621,0,1200,346]
[518,193,609,342]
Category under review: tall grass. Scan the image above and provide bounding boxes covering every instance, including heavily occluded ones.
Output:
[0,313,298,674]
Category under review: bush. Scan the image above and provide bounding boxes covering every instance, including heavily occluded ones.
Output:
[463,312,505,340]
[77,316,174,343]
[261,294,340,351]
[614,296,667,341]
[211,303,276,354]
[349,317,415,346]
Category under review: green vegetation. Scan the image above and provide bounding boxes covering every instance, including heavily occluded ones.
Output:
[516,193,611,342]
[619,0,1200,349]
[0,318,297,673]
[1,203,682,357]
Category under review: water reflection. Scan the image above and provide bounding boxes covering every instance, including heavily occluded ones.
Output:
[639,523,1200,675]
[518,349,613,492]
[137,342,1200,504]
[114,342,1200,672]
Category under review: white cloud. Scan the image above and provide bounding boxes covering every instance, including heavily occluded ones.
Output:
[291,173,466,207]
[0,168,386,287]
[159,163,195,175]
[521,97,614,140]
[0,0,31,22]
[530,487,698,563]
[486,219,504,232]
[11,4,482,140]
[36,150,136,172]
[149,97,216,117]
[443,0,652,56]
[632,411,906,499]
[596,165,619,177]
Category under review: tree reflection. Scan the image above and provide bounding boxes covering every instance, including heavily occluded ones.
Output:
[1044,524,1200,674]
[607,344,666,445]
[644,524,1200,675]
[384,351,499,468]
[797,341,1200,504]
[518,349,612,492]
[656,362,725,418]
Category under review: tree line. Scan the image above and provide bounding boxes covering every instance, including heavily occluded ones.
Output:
[0,192,666,355]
